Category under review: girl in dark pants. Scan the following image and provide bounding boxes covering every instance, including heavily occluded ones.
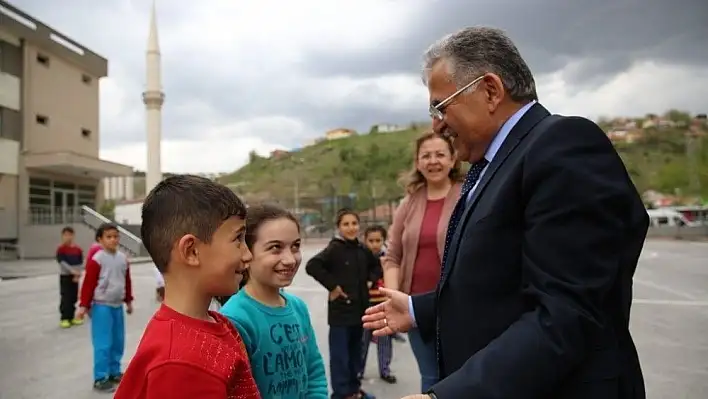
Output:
[306,209,380,399]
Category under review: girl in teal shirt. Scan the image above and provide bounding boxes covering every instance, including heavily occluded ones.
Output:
[220,204,327,398]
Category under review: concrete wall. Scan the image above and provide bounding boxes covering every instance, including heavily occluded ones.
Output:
[114,202,142,225]
[22,43,100,156]
[0,174,18,239]
[19,222,94,258]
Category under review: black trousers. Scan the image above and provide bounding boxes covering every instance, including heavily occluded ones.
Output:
[59,275,78,321]
[329,325,363,398]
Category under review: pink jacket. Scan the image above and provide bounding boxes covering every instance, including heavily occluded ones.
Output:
[383,183,461,294]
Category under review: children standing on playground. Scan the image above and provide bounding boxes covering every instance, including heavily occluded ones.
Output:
[220,204,328,398]
[77,223,134,392]
[114,175,259,399]
[56,226,84,328]
[358,225,396,384]
[306,208,380,399]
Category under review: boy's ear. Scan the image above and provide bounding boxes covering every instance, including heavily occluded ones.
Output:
[177,234,200,267]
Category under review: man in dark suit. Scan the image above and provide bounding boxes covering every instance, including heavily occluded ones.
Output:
[363,27,648,399]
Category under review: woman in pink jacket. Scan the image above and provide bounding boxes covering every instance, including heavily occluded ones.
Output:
[383,131,462,392]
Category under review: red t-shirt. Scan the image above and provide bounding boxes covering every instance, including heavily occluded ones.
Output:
[410,198,445,295]
[114,304,260,399]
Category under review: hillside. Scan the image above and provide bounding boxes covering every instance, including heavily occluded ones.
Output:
[219,121,708,213]
[219,126,428,212]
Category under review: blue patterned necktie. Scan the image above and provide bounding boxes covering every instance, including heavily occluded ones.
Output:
[440,159,489,274]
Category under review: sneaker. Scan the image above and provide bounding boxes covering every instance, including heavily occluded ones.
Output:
[109,373,123,383]
[359,390,376,399]
[93,379,116,392]
[71,318,84,326]
[380,374,397,384]
[59,320,71,329]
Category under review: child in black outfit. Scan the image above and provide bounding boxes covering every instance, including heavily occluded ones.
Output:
[56,226,84,328]
[306,208,380,399]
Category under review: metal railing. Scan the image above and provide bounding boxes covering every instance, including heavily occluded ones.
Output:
[80,206,145,256]
[28,206,83,225]
[0,242,24,260]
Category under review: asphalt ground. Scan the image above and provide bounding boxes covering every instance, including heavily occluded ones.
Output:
[0,239,706,398]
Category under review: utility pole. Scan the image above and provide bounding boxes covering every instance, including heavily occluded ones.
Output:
[687,118,703,197]
[292,158,304,217]
[294,176,300,216]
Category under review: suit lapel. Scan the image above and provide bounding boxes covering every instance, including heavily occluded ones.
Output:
[440,104,551,288]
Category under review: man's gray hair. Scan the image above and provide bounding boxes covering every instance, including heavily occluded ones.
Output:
[422,27,538,103]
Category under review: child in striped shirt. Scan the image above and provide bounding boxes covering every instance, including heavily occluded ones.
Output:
[358,225,397,384]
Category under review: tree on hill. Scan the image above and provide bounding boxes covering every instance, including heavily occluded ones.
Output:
[664,109,692,125]
[248,150,263,164]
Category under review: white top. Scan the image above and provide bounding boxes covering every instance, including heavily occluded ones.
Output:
[208,299,222,312]
[154,266,165,288]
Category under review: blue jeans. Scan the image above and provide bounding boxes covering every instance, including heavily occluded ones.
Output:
[90,303,125,381]
[408,327,439,392]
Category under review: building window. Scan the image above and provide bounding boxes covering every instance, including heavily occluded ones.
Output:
[29,178,51,206]
[36,53,50,66]
[78,184,96,207]
[36,114,48,125]
[28,179,97,224]
[82,74,92,84]
[81,128,91,138]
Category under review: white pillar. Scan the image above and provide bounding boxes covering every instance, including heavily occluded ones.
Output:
[125,175,134,201]
[103,177,111,199]
[111,177,119,200]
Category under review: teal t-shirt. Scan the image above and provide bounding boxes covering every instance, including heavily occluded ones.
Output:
[220,290,328,398]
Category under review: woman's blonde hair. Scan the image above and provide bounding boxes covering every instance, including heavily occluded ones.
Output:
[399,131,464,194]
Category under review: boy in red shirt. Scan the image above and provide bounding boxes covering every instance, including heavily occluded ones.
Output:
[114,175,260,399]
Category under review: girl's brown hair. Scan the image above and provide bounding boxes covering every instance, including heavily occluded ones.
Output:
[399,131,463,194]
[215,204,300,304]
[335,208,359,227]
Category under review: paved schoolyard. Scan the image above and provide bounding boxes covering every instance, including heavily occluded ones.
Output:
[0,239,706,399]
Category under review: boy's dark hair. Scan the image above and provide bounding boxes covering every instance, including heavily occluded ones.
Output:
[335,208,359,226]
[245,203,300,249]
[364,225,387,241]
[61,226,75,235]
[96,223,118,239]
[141,174,247,273]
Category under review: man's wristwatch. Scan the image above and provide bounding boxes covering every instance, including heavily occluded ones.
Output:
[426,392,438,399]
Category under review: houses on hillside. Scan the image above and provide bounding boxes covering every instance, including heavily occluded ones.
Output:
[325,128,357,141]
[602,113,707,144]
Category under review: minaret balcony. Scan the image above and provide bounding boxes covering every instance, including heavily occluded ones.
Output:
[142,91,165,108]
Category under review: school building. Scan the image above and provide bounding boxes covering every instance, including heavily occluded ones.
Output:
[0,1,135,258]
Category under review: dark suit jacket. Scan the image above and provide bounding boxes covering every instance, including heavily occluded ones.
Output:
[412,104,648,399]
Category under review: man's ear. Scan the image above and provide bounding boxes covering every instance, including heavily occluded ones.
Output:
[482,73,505,112]
[177,234,200,267]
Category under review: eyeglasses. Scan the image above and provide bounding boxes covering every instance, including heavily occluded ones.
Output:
[429,75,485,121]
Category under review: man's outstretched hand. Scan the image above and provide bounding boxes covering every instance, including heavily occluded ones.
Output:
[362,287,414,336]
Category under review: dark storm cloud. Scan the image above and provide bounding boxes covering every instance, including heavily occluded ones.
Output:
[300,0,708,85]
[10,0,708,154]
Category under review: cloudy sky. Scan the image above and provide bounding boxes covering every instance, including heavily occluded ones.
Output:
[10,0,708,174]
